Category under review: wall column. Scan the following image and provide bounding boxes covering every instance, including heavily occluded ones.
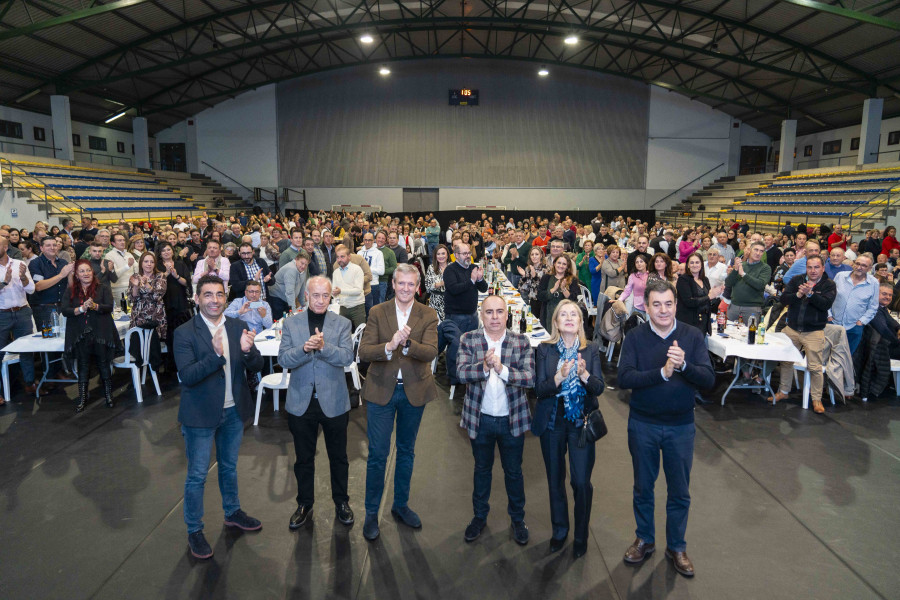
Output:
[185,119,199,173]
[858,98,883,165]
[778,120,797,173]
[132,117,150,169]
[50,95,74,161]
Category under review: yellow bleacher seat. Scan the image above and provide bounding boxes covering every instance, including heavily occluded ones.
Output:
[6,158,154,178]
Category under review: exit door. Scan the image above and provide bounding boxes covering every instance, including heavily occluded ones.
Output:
[159,143,186,172]
[739,146,767,175]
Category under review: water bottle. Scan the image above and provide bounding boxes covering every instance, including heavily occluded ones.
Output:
[51,309,60,337]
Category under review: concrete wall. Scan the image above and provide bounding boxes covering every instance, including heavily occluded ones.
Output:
[0,104,155,168]
[787,115,900,171]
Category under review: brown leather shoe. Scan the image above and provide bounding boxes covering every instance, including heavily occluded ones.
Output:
[665,548,695,577]
[623,538,655,564]
[767,391,789,404]
[812,400,825,414]
[24,383,48,396]
[0,396,6,406]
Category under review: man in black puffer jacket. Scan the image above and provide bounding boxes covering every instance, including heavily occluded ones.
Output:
[768,255,836,413]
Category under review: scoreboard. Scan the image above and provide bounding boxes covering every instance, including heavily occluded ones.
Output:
[449,88,479,106]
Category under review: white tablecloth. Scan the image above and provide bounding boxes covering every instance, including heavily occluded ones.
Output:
[1,316,132,354]
[707,326,802,363]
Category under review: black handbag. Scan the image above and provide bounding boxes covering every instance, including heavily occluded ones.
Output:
[577,409,608,447]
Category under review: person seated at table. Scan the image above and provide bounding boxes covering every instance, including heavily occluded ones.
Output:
[768,256,837,414]
[224,280,272,335]
[61,259,119,412]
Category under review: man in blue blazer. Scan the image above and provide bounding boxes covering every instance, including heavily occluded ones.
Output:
[278,276,355,530]
[174,274,265,560]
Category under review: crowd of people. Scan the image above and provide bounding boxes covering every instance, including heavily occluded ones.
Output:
[1,208,897,577]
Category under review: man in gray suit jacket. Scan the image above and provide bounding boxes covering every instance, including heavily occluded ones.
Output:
[278,276,355,529]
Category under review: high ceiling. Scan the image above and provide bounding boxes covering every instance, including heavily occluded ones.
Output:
[1,0,899,137]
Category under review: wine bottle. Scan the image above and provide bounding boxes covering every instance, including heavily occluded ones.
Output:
[747,316,757,345]
[120,293,128,314]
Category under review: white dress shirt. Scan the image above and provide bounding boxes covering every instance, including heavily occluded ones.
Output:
[480,330,510,417]
[200,312,233,409]
[0,257,36,309]
[704,260,728,293]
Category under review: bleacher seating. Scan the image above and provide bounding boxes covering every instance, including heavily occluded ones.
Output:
[658,161,900,236]
[1,153,251,221]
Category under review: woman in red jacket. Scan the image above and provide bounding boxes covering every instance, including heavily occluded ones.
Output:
[881,226,900,255]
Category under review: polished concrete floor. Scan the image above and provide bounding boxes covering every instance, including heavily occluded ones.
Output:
[0,359,898,600]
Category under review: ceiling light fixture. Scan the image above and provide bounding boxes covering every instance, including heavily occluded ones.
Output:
[104,110,128,124]
[360,34,374,44]
[564,35,578,44]
[538,66,549,76]
[15,89,40,103]
[379,66,391,75]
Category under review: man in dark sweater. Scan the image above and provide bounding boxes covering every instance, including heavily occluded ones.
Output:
[626,235,653,276]
[768,255,836,414]
[443,243,488,334]
[618,278,715,578]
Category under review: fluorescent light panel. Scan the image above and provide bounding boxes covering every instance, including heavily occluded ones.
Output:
[104,111,127,124]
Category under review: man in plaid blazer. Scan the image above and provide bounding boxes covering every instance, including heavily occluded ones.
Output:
[456,294,535,545]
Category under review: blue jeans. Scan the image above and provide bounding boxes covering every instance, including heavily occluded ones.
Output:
[471,414,525,521]
[365,383,425,515]
[0,307,36,385]
[540,414,595,543]
[446,313,478,384]
[427,242,437,260]
[627,418,695,552]
[845,325,862,355]
[377,281,387,305]
[181,406,244,534]
[507,271,521,289]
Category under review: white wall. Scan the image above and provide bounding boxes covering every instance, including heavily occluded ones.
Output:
[645,86,768,208]
[154,85,279,194]
[149,76,774,213]
[788,115,900,171]
[0,104,154,168]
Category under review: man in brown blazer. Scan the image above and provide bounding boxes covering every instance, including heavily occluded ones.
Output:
[358,263,439,541]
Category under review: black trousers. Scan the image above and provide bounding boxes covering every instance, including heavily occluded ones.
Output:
[74,341,112,383]
[287,396,350,507]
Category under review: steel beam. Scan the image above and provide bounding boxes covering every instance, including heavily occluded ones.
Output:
[0,0,151,41]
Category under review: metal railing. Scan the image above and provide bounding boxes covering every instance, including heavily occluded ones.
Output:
[662,188,895,235]
[73,150,133,167]
[200,161,254,200]
[0,140,62,159]
[651,162,726,208]
[283,187,307,211]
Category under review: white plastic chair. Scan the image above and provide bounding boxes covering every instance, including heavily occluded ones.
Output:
[139,329,162,397]
[792,358,836,409]
[2,353,21,401]
[345,324,365,399]
[579,284,597,316]
[254,370,289,426]
[431,355,456,399]
[891,360,900,398]
[112,327,147,403]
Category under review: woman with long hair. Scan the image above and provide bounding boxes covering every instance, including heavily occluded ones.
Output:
[650,252,676,284]
[129,252,168,369]
[881,225,900,256]
[127,234,147,261]
[533,300,605,558]
[155,242,193,368]
[600,244,625,294]
[425,244,450,320]
[678,231,700,264]
[676,252,723,334]
[518,246,548,318]
[621,254,650,316]
[537,254,581,329]
[61,259,119,412]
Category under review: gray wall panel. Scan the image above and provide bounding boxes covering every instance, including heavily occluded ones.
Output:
[277,59,649,189]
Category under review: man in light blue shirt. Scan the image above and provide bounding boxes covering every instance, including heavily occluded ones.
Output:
[224,280,273,334]
[829,253,879,354]
[783,240,821,282]
[824,247,852,280]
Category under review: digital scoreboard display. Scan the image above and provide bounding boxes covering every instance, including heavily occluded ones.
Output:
[449,89,479,106]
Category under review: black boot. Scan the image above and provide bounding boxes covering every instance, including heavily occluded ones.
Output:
[102,379,114,408]
[75,381,88,413]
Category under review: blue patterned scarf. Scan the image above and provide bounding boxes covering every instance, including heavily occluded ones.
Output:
[556,337,586,424]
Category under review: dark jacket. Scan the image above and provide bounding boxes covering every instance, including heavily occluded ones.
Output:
[228,258,270,300]
[531,341,604,437]
[174,314,264,428]
[675,273,712,334]
[649,237,676,260]
[536,274,582,329]
[781,273,837,332]
[60,283,119,356]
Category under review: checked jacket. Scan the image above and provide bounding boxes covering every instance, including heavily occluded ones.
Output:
[456,328,535,439]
